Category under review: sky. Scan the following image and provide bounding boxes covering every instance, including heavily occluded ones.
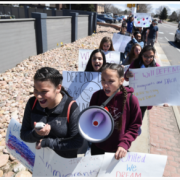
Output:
[113,3,180,15]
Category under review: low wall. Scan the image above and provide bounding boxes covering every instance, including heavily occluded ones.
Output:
[77,15,89,39]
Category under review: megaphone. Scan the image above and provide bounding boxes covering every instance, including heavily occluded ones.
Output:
[78,86,121,143]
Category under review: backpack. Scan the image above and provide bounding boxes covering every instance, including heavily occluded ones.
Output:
[29,96,76,123]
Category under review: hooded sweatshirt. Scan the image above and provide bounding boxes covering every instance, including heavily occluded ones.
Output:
[89,87,142,151]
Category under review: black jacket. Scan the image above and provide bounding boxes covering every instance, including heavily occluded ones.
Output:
[20,91,83,158]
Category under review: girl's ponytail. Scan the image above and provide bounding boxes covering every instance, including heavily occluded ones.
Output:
[118,85,127,131]
[60,86,72,98]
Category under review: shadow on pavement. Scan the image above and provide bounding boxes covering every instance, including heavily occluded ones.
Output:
[167,41,180,49]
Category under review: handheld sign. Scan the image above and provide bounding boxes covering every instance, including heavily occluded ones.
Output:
[6,118,36,172]
[112,33,131,53]
[134,13,152,27]
[129,65,180,106]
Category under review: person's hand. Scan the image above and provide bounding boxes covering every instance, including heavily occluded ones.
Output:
[34,122,51,136]
[163,103,169,107]
[36,139,42,150]
[115,147,127,160]
[126,71,134,79]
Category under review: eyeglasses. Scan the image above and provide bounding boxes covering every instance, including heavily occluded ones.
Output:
[142,55,154,59]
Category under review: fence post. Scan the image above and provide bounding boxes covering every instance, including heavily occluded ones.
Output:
[88,12,93,35]
[70,12,78,42]
[52,8,56,16]
[31,12,48,55]
[24,5,29,18]
[93,12,97,33]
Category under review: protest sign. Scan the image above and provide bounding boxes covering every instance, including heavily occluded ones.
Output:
[62,71,129,112]
[32,148,167,177]
[97,152,167,177]
[129,65,180,106]
[78,49,121,71]
[134,13,152,27]
[6,118,36,172]
[112,33,131,53]
[32,147,104,177]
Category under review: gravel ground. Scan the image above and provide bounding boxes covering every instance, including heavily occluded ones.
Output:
[0,25,119,177]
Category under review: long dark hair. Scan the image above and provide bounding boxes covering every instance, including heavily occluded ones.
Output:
[34,67,72,97]
[133,45,156,68]
[101,63,127,131]
[85,49,106,72]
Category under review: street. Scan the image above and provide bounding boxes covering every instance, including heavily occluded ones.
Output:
[157,22,180,66]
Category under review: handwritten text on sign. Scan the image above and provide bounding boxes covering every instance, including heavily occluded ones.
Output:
[129,65,180,106]
[32,147,167,177]
[62,71,129,112]
[134,13,152,27]
[5,118,36,172]
[112,33,131,53]
[98,152,167,177]
[78,49,120,71]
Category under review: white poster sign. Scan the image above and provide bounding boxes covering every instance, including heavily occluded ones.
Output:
[78,49,121,71]
[131,7,137,15]
[62,71,129,112]
[129,65,180,106]
[98,152,167,177]
[5,118,36,172]
[32,148,104,177]
[112,33,131,53]
[134,13,152,27]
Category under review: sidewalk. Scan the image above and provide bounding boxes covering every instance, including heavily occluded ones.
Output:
[130,41,180,177]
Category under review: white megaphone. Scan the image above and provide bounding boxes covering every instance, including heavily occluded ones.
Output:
[78,86,121,143]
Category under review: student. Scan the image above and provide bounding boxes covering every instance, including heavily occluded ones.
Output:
[124,31,144,57]
[85,49,106,72]
[90,63,142,159]
[117,22,130,64]
[99,36,115,53]
[123,44,142,65]
[84,49,106,154]
[124,45,169,135]
[20,67,83,158]
[127,15,134,35]
[146,19,158,47]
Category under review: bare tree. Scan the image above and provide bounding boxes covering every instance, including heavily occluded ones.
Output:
[104,4,113,13]
[176,9,180,21]
[156,6,171,16]
[136,4,152,13]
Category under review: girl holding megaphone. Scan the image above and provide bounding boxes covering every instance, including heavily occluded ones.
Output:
[89,63,142,160]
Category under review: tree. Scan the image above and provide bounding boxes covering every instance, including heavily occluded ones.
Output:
[156,6,171,16]
[124,10,127,14]
[176,9,180,21]
[169,11,177,21]
[160,7,168,20]
[136,4,152,13]
[104,4,113,13]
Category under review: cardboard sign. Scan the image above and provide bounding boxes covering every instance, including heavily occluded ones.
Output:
[78,49,121,71]
[129,65,180,106]
[112,33,131,53]
[32,147,104,177]
[134,13,152,27]
[98,152,167,177]
[6,118,36,172]
[62,71,129,112]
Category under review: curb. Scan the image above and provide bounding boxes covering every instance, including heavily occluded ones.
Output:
[155,41,180,132]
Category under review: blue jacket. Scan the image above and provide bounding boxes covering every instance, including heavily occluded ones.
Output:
[124,38,144,57]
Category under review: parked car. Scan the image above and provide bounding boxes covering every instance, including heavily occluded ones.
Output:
[158,19,162,23]
[97,18,106,23]
[174,26,180,43]
[97,14,114,23]
[106,15,117,23]
[120,15,128,21]
[114,15,122,23]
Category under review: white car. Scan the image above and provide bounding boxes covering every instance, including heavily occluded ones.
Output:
[174,26,180,43]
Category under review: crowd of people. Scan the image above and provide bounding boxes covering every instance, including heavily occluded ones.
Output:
[20,16,166,162]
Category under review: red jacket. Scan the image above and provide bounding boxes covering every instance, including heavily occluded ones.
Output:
[124,61,160,110]
[89,87,142,151]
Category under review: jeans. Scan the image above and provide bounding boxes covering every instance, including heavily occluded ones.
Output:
[147,38,156,47]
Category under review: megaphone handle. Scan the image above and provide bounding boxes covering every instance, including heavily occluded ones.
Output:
[101,86,121,108]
